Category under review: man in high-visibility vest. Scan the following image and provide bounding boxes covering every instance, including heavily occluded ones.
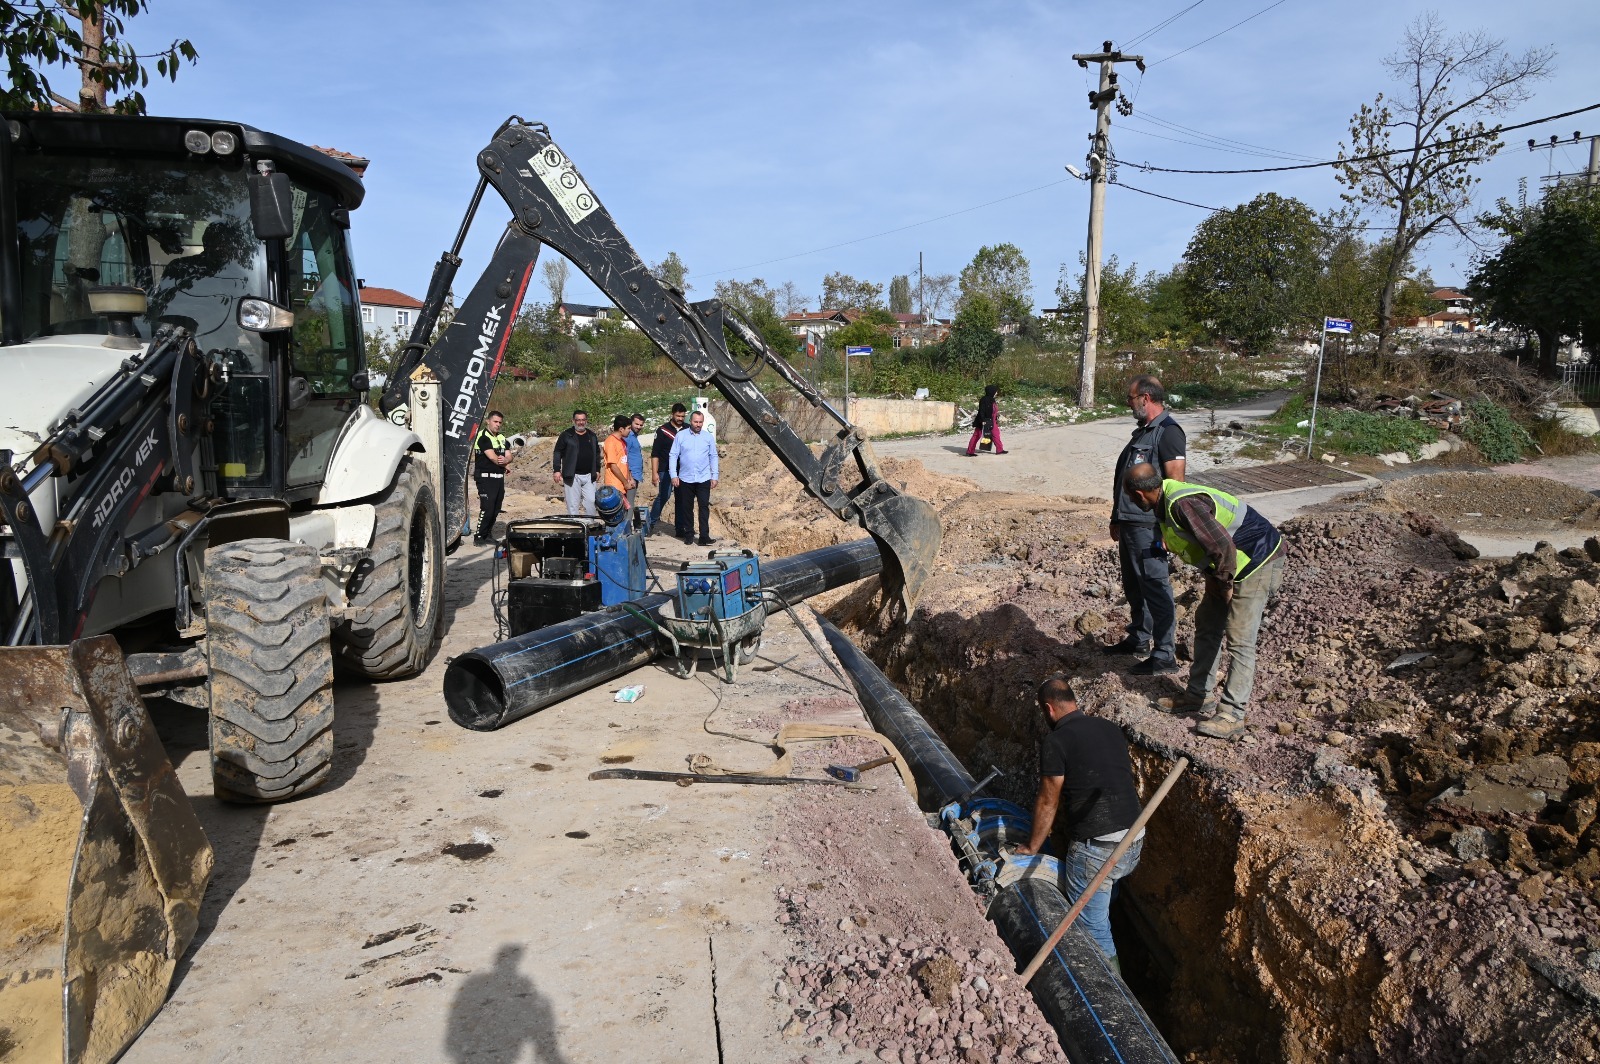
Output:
[1122,463,1287,741]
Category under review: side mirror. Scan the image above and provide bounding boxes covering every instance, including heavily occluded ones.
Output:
[287,376,311,411]
[249,170,295,240]
[350,370,369,393]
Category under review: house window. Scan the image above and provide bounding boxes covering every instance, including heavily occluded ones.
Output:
[396,309,411,329]
[361,305,373,323]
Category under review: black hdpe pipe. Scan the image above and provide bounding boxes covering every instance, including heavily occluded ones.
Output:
[444,538,882,731]
[818,617,974,810]
[817,617,1178,1064]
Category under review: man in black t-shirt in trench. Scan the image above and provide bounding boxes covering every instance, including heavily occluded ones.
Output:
[1013,675,1145,974]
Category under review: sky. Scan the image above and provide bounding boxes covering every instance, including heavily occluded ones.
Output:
[104,0,1600,314]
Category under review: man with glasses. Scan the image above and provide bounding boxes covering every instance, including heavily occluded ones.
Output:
[1107,375,1186,676]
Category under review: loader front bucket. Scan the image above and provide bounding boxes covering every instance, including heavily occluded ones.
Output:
[0,637,213,1064]
[861,491,943,615]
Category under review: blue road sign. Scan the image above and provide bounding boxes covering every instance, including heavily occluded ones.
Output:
[845,345,874,356]
[1324,318,1354,334]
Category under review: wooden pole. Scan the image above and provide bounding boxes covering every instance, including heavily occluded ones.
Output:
[1017,756,1189,986]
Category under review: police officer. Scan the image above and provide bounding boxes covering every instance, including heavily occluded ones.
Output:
[1108,374,1186,676]
[474,410,512,546]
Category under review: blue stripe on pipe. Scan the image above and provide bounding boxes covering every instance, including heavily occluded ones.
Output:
[494,606,665,663]
[505,629,658,686]
[1012,886,1130,1064]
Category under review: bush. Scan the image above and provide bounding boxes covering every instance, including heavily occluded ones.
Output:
[1458,398,1534,463]
[1317,409,1439,458]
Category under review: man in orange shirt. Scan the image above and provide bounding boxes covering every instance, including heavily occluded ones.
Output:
[601,415,636,503]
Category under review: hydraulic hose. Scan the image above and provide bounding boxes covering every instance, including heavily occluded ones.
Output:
[444,538,882,731]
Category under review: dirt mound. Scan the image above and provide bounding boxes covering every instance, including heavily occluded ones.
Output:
[1347,472,1600,533]
[827,470,1600,1061]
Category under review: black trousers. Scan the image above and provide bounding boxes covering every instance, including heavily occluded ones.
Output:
[475,472,506,539]
[1118,523,1176,659]
[675,479,711,541]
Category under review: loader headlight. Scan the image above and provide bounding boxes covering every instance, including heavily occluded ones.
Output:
[209,130,239,155]
[184,129,212,154]
[238,297,295,333]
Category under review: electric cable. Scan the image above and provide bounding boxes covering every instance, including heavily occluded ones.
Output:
[1116,122,1318,160]
[1150,0,1292,66]
[1121,0,1206,50]
[1131,101,1600,174]
[1127,108,1320,161]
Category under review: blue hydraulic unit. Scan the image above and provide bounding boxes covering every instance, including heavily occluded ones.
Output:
[587,487,648,607]
[674,550,761,621]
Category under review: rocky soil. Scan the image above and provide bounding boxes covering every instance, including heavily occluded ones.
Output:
[715,454,1600,1063]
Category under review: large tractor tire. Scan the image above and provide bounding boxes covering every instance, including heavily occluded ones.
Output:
[332,457,444,679]
[205,538,336,803]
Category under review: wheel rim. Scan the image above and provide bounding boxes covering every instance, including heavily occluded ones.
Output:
[407,501,435,629]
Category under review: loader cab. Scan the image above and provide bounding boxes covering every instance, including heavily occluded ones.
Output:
[0,112,368,504]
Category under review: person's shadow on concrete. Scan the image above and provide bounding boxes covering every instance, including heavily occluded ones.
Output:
[445,945,569,1063]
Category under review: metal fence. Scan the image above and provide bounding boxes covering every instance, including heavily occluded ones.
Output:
[1563,362,1600,404]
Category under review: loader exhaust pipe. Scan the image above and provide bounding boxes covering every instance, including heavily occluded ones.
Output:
[444,538,882,730]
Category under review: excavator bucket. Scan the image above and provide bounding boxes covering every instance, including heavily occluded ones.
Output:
[0,636,213,1064]
[862,491,943,615]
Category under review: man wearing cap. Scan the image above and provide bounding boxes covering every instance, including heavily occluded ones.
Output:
[1122,463,1286,741]
[1013,675,1144,972]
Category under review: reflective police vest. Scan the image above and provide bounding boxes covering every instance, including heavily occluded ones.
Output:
[1158,479,1272,580]
[476,431,508,473]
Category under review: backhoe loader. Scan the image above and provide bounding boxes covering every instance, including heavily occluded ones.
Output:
[0,111,937,1062]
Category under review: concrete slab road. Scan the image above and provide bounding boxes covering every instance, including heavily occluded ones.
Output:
[131,544,883,1063]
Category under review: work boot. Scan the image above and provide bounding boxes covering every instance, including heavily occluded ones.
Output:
[1197,708,1248,741]
[1154,693,1215,715]
[1105,636,1150,656]
[1130,655,1180,675]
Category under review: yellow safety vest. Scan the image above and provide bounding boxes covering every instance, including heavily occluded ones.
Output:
[1159,479,1257,578]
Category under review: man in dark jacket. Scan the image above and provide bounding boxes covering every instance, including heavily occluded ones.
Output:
[1013,675,1144,972]
[551,409,600,516]
[646,403,687,535]
[1108,374,1186,676]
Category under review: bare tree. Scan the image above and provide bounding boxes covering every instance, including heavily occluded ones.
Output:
[919,272,956,322]
[542,257,570,307]
[775,280,807,315]
[1335,14,1552,357]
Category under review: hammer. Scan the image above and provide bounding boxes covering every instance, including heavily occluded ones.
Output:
[824,755,897,783]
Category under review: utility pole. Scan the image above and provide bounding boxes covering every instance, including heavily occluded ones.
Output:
[918,251,925,346]
[1070,41,1143,410]
[1528,131,1600,188]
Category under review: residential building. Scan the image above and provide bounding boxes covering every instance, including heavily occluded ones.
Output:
[359,285,424,334]
[783,310,856,339]
[559,302,637,332]
[1406,287,1477,333]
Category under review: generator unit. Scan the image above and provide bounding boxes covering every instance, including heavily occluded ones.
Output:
[501,488,649,638]
[675,550,761,621]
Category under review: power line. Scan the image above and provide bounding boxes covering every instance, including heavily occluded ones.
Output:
[1121,0,1206,50]
[1131,101,1600,173]
[1131,108,1321,161]
[691,177,1073,279]
[1109,177,1404,230]
[1118,120,1318,161]
[1151,0,1291,66]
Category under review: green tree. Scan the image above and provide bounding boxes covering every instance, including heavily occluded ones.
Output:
[888,274,912,314]
[502,301,570,379]
[958,243,1031,326]
[363,323,409,389]
[579,313,655,381]
[651,251,691,293]
[1334,16,1552,356]
[932,294,1002,377]
[1142,266,1200,345]
[1181,192,1322,355]
[1469,185,1600,378]
[820,272,884,311]
[1,0,198,113]
[714,277,796,362]
[1054,254,1151,348]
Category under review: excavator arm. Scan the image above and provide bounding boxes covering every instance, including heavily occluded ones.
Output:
[386,117,939,610]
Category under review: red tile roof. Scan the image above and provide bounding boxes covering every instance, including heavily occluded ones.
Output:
[1430,287,1468,302]
[314,145,370,176]
[359,286,423,309]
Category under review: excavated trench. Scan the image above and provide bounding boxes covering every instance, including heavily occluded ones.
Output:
[712,445,1600,1061]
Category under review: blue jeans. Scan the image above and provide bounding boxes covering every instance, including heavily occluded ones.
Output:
[1118,524,1175,660]
[647,470,673,530]
[1064,834,1144,961]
